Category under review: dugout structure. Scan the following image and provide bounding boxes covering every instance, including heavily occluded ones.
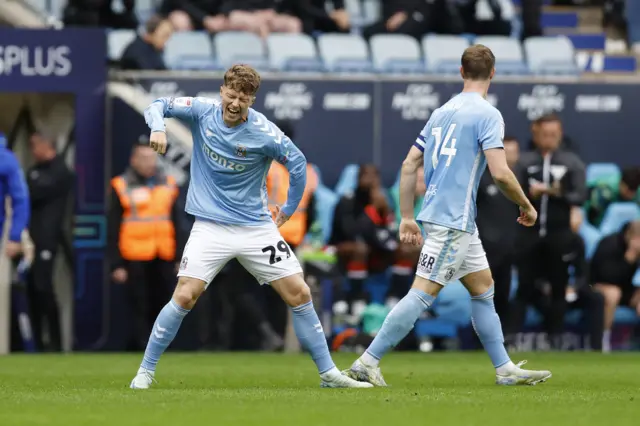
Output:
[0,29,107,352]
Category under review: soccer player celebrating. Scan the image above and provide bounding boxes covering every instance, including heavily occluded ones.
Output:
[130,65,372,389]
[343,45,552,386]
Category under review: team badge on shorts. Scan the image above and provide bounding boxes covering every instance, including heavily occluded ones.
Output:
[180,257,188,270]
[444,267,456,281]
[235,144,247,158]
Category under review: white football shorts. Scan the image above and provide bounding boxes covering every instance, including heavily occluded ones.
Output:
[415,222,489,286]
[178,219,303,286]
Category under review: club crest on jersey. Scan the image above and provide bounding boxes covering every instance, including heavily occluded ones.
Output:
[235,144,247,158]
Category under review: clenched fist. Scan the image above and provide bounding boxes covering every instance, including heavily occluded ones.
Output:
[149,131,167,154]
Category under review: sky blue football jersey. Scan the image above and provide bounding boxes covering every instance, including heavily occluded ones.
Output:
[144,96,307,226]
[413,92,505,233]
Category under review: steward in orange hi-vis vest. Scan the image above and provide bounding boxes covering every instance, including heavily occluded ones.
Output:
[267,162,318,247]
[111,170,179,261]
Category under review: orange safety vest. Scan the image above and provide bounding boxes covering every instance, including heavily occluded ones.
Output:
[111,172,178,262]
[267,163,318,246]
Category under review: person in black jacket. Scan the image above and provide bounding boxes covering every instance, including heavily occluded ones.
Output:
[476,136,520,330]
[120,17,174,71]
[26,132,74,352]
[591,220,640,352]
[508,114,587,348]
[160,0,228,32]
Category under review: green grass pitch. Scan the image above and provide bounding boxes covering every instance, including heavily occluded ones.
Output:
[1,352,638,426]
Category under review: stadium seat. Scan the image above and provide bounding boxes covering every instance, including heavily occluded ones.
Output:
[423,35,470,74]
[266,33,323,72]
[164,32,217,70]
[317,34,373,73]
[214,31,268,70]
[474,35,528,74]
[599,202,640,236]
[586,163,620,186]
[524,36,579,75]
[370,34,424,74]
[334,164,360,196]
[578,220,602,260]
[108,29,137,61]
[314,184,340,243]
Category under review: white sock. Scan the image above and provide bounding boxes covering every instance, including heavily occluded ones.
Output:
[359,351,379,367]
[603,330,611,353]
[319,366,341,378]
[495,360,517,375]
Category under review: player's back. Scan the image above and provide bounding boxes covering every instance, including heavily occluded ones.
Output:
[416,92,503,233]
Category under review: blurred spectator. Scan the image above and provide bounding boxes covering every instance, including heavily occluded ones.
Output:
[300,0,350,33]
[223,0,302,38]
[586,166,640,227]
[527,114,580,156]
[27,133,74,352]
[265,121,318,337]
[0,132,29,260]
[363,0,431,40]
[63,0,138,29]
[520,0,543,39]
[120,17,174,71]
[159,0,228,33]
[509,114,587,348]
[108,142,185,350]
[476,136,520,329]
[458,0,512,36]
[591,220,640,352]
[329,164,419,318]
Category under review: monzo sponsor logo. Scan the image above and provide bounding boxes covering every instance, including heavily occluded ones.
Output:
[203,145,246,171]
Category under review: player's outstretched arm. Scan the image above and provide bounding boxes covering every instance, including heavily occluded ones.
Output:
[143,96,205,133]
[269,134,307,227]
[485,148,536,226]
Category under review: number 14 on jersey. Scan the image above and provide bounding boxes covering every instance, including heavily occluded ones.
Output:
[432,124,457,168]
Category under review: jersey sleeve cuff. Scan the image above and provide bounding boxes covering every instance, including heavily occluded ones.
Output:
[414,135,426,152]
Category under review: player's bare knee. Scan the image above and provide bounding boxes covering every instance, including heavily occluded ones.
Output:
[595,284,621,307]
[272,274,311,307]
[173,277,205,309]
[287,283,312,307]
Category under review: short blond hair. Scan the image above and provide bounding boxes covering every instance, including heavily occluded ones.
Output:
[223,64,261,96]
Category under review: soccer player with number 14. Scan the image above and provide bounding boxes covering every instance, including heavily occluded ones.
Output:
[129,65,371,389]
[343,45,553,387]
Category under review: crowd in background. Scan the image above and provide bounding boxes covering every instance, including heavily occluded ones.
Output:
[54,0,640,70]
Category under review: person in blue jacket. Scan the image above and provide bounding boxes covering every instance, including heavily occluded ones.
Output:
[0,132,30,258]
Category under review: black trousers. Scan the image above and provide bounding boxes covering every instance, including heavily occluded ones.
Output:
[125,259,175,349]
[510,229,575,340]
[27,247,62,352]
[484,242,513,333]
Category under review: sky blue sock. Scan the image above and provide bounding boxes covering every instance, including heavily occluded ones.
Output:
[366,288,434,361]
[141,299,190,371]
[292,301,335,374]
[471,286,510,368]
